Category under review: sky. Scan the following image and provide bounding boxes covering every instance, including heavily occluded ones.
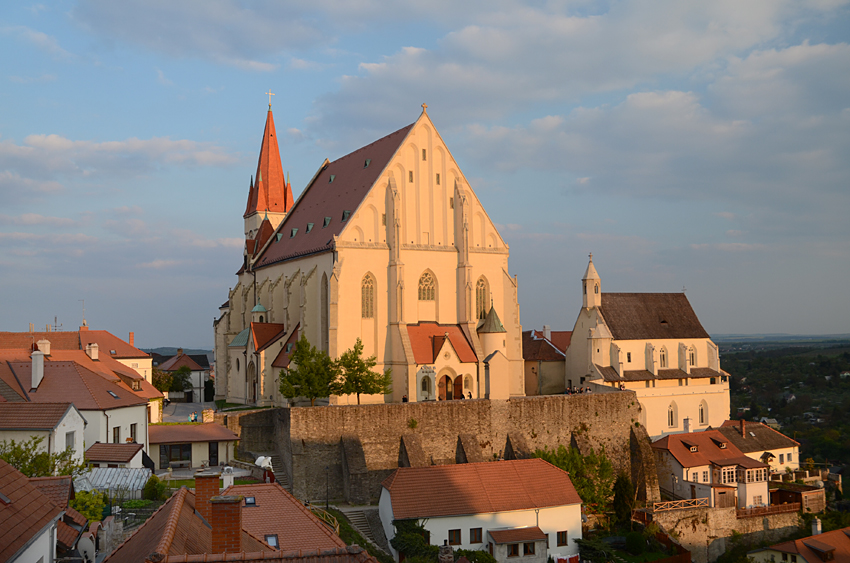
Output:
[1,1,849,349]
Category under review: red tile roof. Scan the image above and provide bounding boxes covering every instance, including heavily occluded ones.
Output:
[599,293,710,340]
[717,420,800,452]
[148,423,238,445]
[78,329,150,359]
[160,353,205,372]
[255,123,414,268]
[252,322,287,352]
[272,325,300,368]
[0,329,149,359]
[406,323,478,364]
[522,331,567,362]
[161,545,380,563]
[222,483,346,551]
[0,459,64,561]
[245,109,294,219]
[29,475,74,507]
[86,442,144,463]
[527,330,572,354]
[765,526,850,563]
[488,527,548,544]
[652,430,770,469]
[381,458,582,519]
[57,518,83,550]
[0,402,76,430]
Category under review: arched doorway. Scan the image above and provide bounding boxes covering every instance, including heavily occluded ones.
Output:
[438,375,453,400]
[453,376,463,400]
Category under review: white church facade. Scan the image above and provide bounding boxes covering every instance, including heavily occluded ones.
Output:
[213,105,525,406]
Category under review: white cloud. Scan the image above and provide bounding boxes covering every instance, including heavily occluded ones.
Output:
[0,213,76,227]
[155,68,173,86]
[136,259,180,269]
[2,25,74,59]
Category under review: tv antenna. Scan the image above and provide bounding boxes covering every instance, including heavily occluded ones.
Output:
[52,316,62,332]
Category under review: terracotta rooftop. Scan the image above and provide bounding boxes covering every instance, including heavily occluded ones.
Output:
[381,458,582,519]
[488,527,548,544]
[252,322,288,352]
[160,353,205,372]
[148,423,238,445]
[105,486,273,563]
[29,475,74,506]
[245,109,294,219]
[0,402,78,430]
[222,482,346,552]
[0,329,149,359]
[0,459,64,562]
[759,526,850,563]
[86,442,144,463]
[272,325,300,368]
[406,322,478,365]
[595,365,726,383]
[599,293,710,341]
[522,331,567,362]
[652,430,770,469]
[161,545,380,563]
[254,123,414,268]
[717,420,800,453]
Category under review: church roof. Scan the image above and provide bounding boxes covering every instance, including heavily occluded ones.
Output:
[598,293,710,341]
[271,325,300,368]
[244,109,293,219]
[254,123,414,268]
[522,331,566,361]
[478,306,506,334]
[229,327,251,348]
[252,322,287,352]
[583,255,600,281]
[406,323,478,364]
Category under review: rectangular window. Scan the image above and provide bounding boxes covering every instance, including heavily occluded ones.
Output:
[113,427,120,444]
[65,431,75,451]
[422,148,427,160]
[646,381,650,388]
[627,352,631,363]
[703,471,708,482]
[265,535,279,548]
[557,531,568,547]
[792,556,797,563]
[787,453,792,462]
[130,423,137,443]
[678,379,683,386]
[782,554,788,561]
[508,544,519,557]
[449,197,454,209]
[436,173,441,185]
[524,543,535,556]
[693,473,699,483]
[448,529,461,546]
[780,454,784,464]
[470,528,482,544]
[382,213,386,226]
[753,495,762,506]
[409,170,414,183]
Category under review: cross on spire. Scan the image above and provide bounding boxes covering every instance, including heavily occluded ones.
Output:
[266,90,275,108]
[421,103,428,113]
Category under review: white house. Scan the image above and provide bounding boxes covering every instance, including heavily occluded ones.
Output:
[652,429,770,509]
[148,423,238,469]
[159,350,211,403]
[379,458,583,563]
[0,403,87,466]
[716,420,800,474]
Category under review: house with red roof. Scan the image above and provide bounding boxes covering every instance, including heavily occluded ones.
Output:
[564,255,731,439]
[749,522,850,563]
[522,327,571,396]
[148,423,237,469]
[214,105,525,407]
[159,348,211,403]
[0,402,87,466]
[378,458,582,563]
[652,429,770,509]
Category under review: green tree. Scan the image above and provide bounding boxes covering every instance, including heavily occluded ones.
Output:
[0,436,86,477]
[279,334,340,406]
[142,474,168,500]
[171,365,193,392]
[612,473,636,524]
[533,444,615,507]
[70,490,105,522]
[337,338,392,404]
[152,367,173,392]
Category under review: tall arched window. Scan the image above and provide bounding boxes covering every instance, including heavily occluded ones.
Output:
[659,348,668,368]
[361,274,375,318]
[689,347,696,366]
[699,400,708,425]
[421,377,430,393]
[476,277,488,320]
[418,272,435,301]
[594,283,599,294]
[668,403,677,428]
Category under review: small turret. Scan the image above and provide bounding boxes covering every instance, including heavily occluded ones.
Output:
[251,302,267,324]
[478,304,506,357]
[582,253,601,309]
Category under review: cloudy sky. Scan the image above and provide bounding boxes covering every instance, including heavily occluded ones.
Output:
[1,1,848,348]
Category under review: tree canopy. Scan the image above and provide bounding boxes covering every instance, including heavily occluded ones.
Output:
[533,444,615,507]
[279,334,340,406]
[0,436,86,477]
[337,338,392,404]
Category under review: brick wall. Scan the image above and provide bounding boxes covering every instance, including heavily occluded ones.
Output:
[194,473,220,522]
[210,495,242,553]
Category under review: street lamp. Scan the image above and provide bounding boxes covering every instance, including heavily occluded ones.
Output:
[326,466,329,510]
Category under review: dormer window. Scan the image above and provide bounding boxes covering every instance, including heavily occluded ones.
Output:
[276,233,283,242]
[690,446,698,453]
[364,159,371,168]
[132,381,140,391]
[306,223,314,233]
[342,210,351,222]
[290,228,298,238]
[329,175,336,183]
[323,217,331,228]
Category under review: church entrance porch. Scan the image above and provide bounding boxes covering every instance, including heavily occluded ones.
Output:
[438,375,453,400]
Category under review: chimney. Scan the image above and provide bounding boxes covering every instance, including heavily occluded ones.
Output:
[177,348,184,357]
[80,321,89,331]
[36,339,51,356]
[543,325,551,340]
[740,419,745,438]
[210,495,242,554]
[86,342,99,361]
[31,350,45,389]
[439,542,453,563]
[195,472,221,522]
[812,517,822,535]
[683,417,690,434]
[129,332,134,346]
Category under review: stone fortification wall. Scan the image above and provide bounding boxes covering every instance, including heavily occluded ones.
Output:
[214,409,276,457]
[258,392,652,504]
[653,507,800,563]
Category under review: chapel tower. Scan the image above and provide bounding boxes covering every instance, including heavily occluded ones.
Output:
[582,253,601,309]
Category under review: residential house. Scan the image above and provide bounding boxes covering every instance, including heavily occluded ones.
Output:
[652,429,770,509]
[0,402,87,466]
[148,423,237,470]
[749,522,850,563]
[214,106,525,407]
[564,255,731,439]
[522,327,571,395]
[158,349,211,403]
[716,420,800,473]
[0,459,65,563]
[379,458,583,563]
[29,475,89,557]
[85,442,146,468]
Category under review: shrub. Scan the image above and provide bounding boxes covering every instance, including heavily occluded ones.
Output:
[408,418,418,430]
[123,499,154,509]
[625,532,645,555]
[456,549,497,563]
[70,490,105,522]
[143,474,167,500]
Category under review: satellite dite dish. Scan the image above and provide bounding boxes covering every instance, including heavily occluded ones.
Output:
[78,533,96,563]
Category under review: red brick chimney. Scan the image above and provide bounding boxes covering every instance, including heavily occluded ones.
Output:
[210,495,243,554]
[129,332,134,346]
[740,419,745,438]
[194,472,220,522]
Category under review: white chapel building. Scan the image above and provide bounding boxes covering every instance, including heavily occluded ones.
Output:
[214,104,525,406]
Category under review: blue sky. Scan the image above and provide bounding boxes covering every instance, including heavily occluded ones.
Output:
[1,0,848,348]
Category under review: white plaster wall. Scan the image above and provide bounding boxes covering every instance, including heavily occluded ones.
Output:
[118,357,153,384]
[85,405,149,449]
[0,409,86,466]
[634,382,730,440]
[742,446,799,473]
[10,520,56,563]
[738,481,769,508]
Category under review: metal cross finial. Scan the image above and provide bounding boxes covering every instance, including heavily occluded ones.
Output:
[421,103,428,112]
[266,90,275,108]
[589,252,593,261]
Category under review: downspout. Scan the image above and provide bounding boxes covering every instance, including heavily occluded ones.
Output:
[105,412,110,443]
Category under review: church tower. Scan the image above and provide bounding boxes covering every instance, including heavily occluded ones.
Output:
[243,105,294,241]
[582,253,601,309]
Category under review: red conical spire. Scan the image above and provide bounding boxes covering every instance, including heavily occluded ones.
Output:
[244,108,293,218]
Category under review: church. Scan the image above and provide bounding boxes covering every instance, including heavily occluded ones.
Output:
[213,104,525,406]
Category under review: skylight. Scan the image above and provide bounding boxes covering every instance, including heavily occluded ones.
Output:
[110,350,116,354]
[107,390,120,399]
[265,535,279,548]
[245,497,256,506]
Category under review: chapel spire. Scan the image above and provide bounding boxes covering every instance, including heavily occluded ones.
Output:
[582,253,601,309]
[244,107,294,220]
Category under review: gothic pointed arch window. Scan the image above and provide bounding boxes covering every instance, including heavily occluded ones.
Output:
[476,277,489,320]
[361,274,375,318]
[699,400,708,425]
[418,272,436,301]
[668,402,677,428]
[594,283,599,294]
[689,346,696,367]
[659,347,668,369]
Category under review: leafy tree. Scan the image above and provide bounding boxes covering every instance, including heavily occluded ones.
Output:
[612,473,636,524]
[171,365,193,392]
[142,474,168,500]
[0,436,86,477]
[70,490,105,522]
[533,444,615,507]
[279,334,340,406]
[204,378,215,401]
[152,367,173,392]
[337,338,392,404]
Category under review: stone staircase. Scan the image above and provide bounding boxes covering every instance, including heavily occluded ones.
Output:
[343,509,376,544]
[269,453,288,490]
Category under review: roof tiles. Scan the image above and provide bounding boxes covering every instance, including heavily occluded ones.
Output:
[717,420,800,453]
[0,402,75,430]
[148,423,238,445]
[406,323,478,365]
[0,459,64,562]
[599,293,710,340]
[86,442,144,463]
[652,429,770,469]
